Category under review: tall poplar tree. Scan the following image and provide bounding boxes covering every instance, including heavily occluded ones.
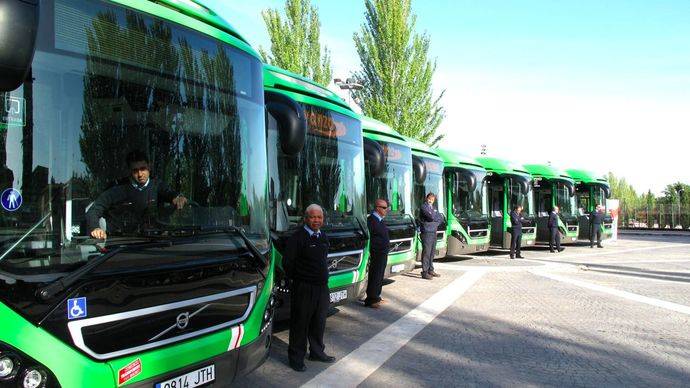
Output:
[260,0,332,86]
[352,0,445,144]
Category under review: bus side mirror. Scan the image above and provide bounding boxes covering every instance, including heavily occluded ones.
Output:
[364,138,386,178]
[265,91,307,156]
[412,156,426,184]
[0,0,40,91]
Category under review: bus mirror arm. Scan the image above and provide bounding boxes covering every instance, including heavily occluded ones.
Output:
[0,0,40,92]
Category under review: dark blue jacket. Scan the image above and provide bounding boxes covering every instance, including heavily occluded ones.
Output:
[547,211,558,229]
[510,210,525,235]
[590,210,605,226]
[367,213,390,254]
[419,202,442,234]
[283,227,330,285]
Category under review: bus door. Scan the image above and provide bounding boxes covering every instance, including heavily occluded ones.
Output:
[488,182,504,246]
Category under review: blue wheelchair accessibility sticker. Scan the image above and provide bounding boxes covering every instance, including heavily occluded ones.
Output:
[67,297,88,320]
[1,188,22,212]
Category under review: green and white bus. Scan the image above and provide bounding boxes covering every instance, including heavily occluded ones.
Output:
[263,65,368,312]
[476,157,537,249]
[436,149,491,255]
[524,164,579,244]
[361,117,417,277]
[0,0,276,386]
[565,169,613,241]
[404,137,447,259]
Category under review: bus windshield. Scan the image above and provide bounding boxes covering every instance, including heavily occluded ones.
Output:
[413,158,444,217]
[0,0,267,275]
[556,182,577,217]
[450,168,487,220]
[510,176,534,216]
[269,105,365,231]
[366,141,412,222]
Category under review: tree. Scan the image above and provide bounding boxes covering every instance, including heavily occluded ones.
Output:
[260,0,332,86]
[352,0,445,144]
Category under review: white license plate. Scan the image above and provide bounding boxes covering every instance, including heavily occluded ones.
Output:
[155,365,215,388]
[526,240,534,245]
[391,264,405,273]
[330,290,348,303]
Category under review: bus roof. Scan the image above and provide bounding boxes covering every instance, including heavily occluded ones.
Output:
[154,0,249,45]
[402,136,442,161]
[436,149,484,170]
[361,116,408,145]
[263,64,353,114]
[565,169,609,186]
[476,156,530,177]
[524,164,573,183]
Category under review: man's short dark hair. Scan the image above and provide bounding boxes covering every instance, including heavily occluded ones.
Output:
[126,150,149,167]
[426,192,436,199]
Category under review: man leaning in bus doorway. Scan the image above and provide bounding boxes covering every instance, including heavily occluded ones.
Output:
[364,198,390,308]
[86,150,187,239]
[420,192,442,279]
[284,204,336,372]
[548,206,565,253]
[509,205,526,259]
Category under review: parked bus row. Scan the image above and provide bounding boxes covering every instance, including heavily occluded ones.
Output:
[0,1,613,386]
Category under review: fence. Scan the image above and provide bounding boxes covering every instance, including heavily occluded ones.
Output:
[618,203,690,230]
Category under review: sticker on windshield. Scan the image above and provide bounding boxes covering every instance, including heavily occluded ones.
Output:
[67,297,88,320]
[1,95,25,128]
[1,188,22,211]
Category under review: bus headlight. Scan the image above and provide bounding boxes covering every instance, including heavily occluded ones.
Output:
[21,368,47,388]
[0,354,16,378]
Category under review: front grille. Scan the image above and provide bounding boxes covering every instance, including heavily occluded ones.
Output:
[436,231,446,242]
[389,238,413,254]
[68,287,256,360]
[521,227,536,234]
[468,228,488,238]
[327,250,363,274]
[567,226,578,232]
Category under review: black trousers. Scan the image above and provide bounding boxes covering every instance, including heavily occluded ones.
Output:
[288,281,329,366]
[549,228,561,251]
[365,250,388,304]
[510,232,522,257]
[590,226,602,247]
[420,232,436,273]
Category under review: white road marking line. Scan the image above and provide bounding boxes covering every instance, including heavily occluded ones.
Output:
[594,259,690,265]
[531,270,690,315]
[302,271,485,388]
[572,267,690,285]
[526,244,685,262]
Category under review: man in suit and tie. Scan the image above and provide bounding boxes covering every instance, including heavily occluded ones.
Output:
[364,198,390,308]
[509,205,526,259]
[420,192,443,280]
[548,206,565,253]
[590,204,605,248]
[284,204,335,372]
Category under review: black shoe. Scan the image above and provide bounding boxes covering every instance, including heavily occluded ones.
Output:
[549,250,555,253]
[429,271,441,277]
[289,363,307,372]
[509,256,515,260]
[590,246,594,248]
[516,255,525,259]
[308,354,336,363]
[558,248,565,252]
[421,272,433,280]
[597,245,604,248]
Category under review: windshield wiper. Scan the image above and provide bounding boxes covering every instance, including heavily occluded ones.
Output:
[0,212,52,263]
[186,226,268,270]
[37,240,172,300]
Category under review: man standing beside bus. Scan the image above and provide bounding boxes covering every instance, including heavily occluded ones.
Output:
[364,198,390,308]
[590,204,605,248]
[284,204,335,372]
[420,193,442,279]
[509,205,526,259]
[548,206,564,253]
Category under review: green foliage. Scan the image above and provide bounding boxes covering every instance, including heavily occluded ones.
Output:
[260,0,332,86]
[352,0,445,144]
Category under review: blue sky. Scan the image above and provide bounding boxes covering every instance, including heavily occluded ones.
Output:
[203,0,690,195]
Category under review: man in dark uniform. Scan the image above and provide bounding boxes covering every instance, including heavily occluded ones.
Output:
[590,204,605,248]
[86,150,187,239]
[509,205,526,259]
[284,204,335,372]
[548,206,565,253]
[420,192,443,279]
[364,198,390,308]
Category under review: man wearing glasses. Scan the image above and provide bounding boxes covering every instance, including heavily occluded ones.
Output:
[364,198,390,308]
[420,192,443,279]
[86,150,187,239]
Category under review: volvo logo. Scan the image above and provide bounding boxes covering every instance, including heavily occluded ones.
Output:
[391,241,404,252]
[328,256,347,270]
[176,312,190,330]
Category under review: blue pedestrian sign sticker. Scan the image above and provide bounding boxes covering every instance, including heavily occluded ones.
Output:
[67,297,88,320]
[1,188,22,212]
